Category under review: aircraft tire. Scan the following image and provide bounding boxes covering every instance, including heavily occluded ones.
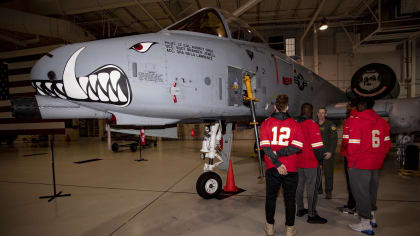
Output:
[112,143,119,152]
[130,143,137,152]
[196,171,222,199]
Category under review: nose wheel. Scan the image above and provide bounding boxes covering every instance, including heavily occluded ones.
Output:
[196,171,222,199]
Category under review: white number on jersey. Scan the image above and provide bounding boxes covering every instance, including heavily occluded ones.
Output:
[372,130,380,148]
[271,127,291,146]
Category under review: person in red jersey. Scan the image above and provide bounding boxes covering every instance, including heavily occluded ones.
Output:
[295,103,327,224]
[347,98,391,235]
[337,99,358,215]
[260,94,303,236]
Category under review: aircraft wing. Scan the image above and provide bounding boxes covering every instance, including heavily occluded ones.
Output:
[326,100,391,119]
[327,97,420,135]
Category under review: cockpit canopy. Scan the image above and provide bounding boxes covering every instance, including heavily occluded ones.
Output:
[167,8,265,43]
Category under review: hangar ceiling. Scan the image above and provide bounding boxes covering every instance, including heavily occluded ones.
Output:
[0,0,419,53]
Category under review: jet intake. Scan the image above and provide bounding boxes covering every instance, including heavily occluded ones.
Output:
[12,95,112,120]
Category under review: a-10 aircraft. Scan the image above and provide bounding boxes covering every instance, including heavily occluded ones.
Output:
[12,8,420,199]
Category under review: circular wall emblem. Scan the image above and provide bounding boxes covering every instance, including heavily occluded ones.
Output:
[351,63,397,99]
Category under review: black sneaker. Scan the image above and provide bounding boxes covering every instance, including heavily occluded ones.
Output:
[318,189,323,194]
[296,209,308,217]
[307,215,328,224]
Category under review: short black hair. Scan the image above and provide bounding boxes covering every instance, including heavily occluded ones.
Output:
[349,97,359,108]
[301,103,313,116]
[357,97,375,110]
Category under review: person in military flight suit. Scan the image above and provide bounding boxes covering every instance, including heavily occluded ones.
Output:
[317,107,338,199]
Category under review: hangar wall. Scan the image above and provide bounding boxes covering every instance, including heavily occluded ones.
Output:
[264,29,420,98]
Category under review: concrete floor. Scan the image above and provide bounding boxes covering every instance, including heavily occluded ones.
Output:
[0,138,419,236]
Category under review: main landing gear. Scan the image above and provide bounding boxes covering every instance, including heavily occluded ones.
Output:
[196,122,224,199]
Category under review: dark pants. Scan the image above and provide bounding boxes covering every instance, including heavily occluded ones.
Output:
[344,157,356,209]
[319,155,334,194]
[296,167,321,216]
[265,168,298,226]
[348,168,379,219]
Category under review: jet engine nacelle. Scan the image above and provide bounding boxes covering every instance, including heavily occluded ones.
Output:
[387,97,420,134]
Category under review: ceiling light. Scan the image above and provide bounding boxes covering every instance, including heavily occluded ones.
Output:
[319,18,328,30]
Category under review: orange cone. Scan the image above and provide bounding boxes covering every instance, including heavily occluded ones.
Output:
[223,159,238,192]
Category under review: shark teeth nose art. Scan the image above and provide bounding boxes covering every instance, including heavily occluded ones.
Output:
[32,47,132,107]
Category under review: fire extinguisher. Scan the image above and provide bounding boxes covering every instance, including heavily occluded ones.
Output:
[140,129,146,146]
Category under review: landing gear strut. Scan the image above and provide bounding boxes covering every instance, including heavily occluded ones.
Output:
[196,123,224,199]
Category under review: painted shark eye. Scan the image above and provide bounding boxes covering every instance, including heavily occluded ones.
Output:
[130,42,156,53]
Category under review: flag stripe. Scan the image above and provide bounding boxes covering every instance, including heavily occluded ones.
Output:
[0,118,66,124]
[9,74,30,82]
[9,92,36,97]
[0,100,11,106]
[0,129,65,135]
[9,80,32,88]
[0,112,12,118]
[0,106,11,112]
[7,60,37,70]
[9,86,36,94]
[0,122,64,130]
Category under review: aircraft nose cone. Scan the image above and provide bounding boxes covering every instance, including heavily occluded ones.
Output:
[30,43,132,107]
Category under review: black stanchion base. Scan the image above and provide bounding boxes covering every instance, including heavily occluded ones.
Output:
[135,158,148,162]
[216,188,246,200]
[40,191,71,202]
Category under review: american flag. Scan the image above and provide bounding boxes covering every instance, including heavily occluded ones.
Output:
[0,63,9,100]
[0,45,67,138]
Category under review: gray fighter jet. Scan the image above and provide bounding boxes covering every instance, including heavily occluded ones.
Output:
[11,8,420,198]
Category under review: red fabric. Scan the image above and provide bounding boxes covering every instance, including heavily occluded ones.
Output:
[260,117,303,172]
[347,109,391,170]
[340,109,358,157]
[296,119,324,168]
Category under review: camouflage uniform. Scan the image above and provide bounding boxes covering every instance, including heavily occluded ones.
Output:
[318,120,338,195]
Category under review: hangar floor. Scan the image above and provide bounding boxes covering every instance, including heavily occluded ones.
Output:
[0,138,419,236]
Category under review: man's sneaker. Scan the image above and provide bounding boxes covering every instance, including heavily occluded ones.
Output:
[325,192,332,199]
[340,207,357,215]
[264,223,274,236]
[286,225,297,236]
[349,218,374,235]
[296,209,308,217]
[307,215,328,224]
[371,211,378,228]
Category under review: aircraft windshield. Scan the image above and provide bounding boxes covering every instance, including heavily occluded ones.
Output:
[220,10,265,43]
[168,9,227,38]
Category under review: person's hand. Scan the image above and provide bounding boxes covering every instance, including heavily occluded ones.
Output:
[277,164,288,175]
[324,152,332,160]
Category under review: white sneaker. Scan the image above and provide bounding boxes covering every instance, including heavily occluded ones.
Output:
[349,218,374,235]
[371,211,378,228]
[265,223,274,236]
[286,225,297,236]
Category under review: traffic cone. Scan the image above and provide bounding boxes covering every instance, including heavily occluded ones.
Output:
[223,159,238,192]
